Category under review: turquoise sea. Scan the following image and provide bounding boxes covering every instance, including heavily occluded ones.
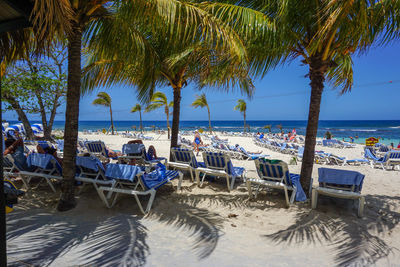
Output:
[7,120,400,145]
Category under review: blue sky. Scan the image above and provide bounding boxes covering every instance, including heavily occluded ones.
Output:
[4,41,400,122]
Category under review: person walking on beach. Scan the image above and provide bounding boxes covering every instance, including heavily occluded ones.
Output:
[193,130,203,155]
[324,131,332,140]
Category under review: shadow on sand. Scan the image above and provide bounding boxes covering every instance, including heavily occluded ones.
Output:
[263,194,400,266]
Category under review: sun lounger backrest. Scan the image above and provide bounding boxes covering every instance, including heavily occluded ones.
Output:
[364,147,377,160]
[383,151,400,162]
[203,152,232,173]
[105,164,142,182]
[86,141,108,157]
[318,168,364,193]
[171,147,200,168]
[26,153,62,175]
[379,146,389,152]
[76,156,105,178]
[255,159,291,185]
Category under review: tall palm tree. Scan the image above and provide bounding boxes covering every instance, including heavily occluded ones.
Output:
[92,92,115,135]
[234,99,247,132]
[191,93,212,133]
[206,0,400,194]
[83,2,254,155]
[131,104,143,133]
[145,91,173,139]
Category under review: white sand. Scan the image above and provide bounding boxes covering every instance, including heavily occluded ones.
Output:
[6,131,400,266]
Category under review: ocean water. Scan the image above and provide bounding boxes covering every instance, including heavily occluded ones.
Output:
[7,120,400,145]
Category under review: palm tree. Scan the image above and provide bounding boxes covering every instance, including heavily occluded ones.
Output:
[92,92,115,135]
[83,2,254,155]
[191,93,212,134]
[30,0,251,210]
[131,104,143,133]
[234,99,247,132]
[206,1,400,194]
[145,91,173,139]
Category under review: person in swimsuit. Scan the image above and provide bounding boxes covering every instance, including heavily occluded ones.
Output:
[4,134,29,171]
[193,130,203,155]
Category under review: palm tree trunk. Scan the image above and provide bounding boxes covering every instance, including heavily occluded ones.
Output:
[166,109,171,139]
[139,111,143,133]
[207,107,212,134]
[170,85,181,158]
[300,56,326,196]
[110,106,114,135]
[57,24,82,212]
[243,111,246,132]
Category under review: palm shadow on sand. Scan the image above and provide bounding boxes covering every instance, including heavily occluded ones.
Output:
[263,194,400,266]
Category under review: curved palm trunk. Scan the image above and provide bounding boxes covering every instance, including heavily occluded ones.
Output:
[170,86,182,159]
[207,106,212,134]
[109,105,115,135]
[243,111,246,132]
[57,24,82,212]
[300,56,326,196]
[139,111,143,133]
[165,107,171,139]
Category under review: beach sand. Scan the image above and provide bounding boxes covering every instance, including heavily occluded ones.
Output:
[6,132,400,266]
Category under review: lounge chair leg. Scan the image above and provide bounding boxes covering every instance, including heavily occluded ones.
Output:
[200,174,206,187]
[246,180,253,198]
[45,178,57,193]
[283,187,290,208]
[195,170,200,186]
[19,174,30,190]
[311,189,318,209]
[229,175,235,191]
[189,169,194,182]
[358,196,365,217]
[290,188,296,204]
[98,188,111,208]
[177,172,183,191]
[145,189,156,214]
[226,175,231,192]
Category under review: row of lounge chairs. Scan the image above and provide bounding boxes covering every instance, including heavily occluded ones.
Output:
[4,139,368,217]
[167,147,365,216]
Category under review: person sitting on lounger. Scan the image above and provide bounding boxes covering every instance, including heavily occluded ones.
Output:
[4,133,29,170]
[235,144,262,154]
[36,145,63,165]
[193,130,203,155]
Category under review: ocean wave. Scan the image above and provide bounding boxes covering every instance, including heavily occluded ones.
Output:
[389,126,400,129]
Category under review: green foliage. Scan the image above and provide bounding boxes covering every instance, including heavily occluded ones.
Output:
[233,99,246,113]
[2,46,67,115]
[191,93,209,109]
[131,104,142,113]
[92,92,112,107]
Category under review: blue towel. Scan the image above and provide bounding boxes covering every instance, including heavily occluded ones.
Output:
[76,156,105,172]
[122,143,145,155]
[105,164,142,182]
[318,168,365,192]
[288,173,307,201]
[27,153,62,174]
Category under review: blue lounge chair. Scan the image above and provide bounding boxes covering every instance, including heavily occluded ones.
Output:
[85,141,118,162]
[75,156,114,195]
[237,146,269,160]
[97,163,182,214]
[18,153,63,192]
[167,147,205,182]
[196,152,246,191]
[118,143,167,165]
[372,150,400,170]
[246,159,306,207]
[312,168,366,217]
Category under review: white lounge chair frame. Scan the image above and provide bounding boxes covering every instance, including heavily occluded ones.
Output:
[246,159,296,207]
